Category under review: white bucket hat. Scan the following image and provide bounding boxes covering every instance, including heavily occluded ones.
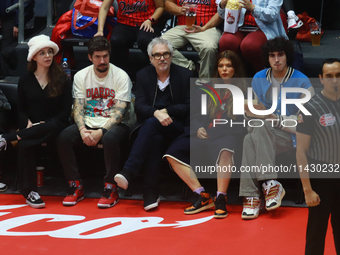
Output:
[27,34,59,62]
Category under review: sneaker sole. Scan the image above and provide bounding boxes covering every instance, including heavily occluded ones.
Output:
[97,198,119,208]
[214,212,228,219]
[266,188,286,211]
[184,202,215,215]
[144,197,160,211]
[114,174,129,190]
[0,185,8,192]
[26,200,45,209]
[289,20,303,30]
[241,212,259,220]
[63,195,84,206]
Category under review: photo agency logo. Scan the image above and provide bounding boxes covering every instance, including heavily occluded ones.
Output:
[199,83,312,128]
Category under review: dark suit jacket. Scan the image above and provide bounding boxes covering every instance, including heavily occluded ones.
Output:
[133,63,192,126]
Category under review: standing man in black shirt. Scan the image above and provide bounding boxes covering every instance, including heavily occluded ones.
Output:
[296,58,340,255]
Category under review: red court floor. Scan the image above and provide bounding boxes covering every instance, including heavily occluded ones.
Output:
[0,194,336,255]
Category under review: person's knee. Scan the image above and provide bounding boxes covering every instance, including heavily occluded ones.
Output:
[143,117,162,129]
[57,127,75,148]
[219,35,240,52]
[200,42,218,56]
[220,150,233,161]
[102,128,127,147]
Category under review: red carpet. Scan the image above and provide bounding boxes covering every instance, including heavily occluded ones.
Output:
[0,194,336,255]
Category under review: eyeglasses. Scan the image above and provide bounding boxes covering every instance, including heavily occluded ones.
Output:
[152,51,171,60]
[38,49,54,57]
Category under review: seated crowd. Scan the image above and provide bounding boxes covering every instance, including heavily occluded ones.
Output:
[0,1,339,254]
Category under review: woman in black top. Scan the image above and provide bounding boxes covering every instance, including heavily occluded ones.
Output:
[164,50,247,218]
[0,34,72,208]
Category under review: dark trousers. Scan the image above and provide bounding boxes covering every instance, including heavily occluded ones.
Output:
[0,111,10,176]
[305,178,340,255]
[124,117,183,192]
[0,16,18,76]
[7,120,67,198]
[57,123,129,185]
[110,22,162,70]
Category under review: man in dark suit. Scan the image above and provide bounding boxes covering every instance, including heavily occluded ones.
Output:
[114,37,192,210]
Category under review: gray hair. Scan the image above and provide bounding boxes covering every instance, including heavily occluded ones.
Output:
[147,37,174,57]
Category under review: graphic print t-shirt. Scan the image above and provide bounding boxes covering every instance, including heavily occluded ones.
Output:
[73,63,132,128]
[117,0,156,26]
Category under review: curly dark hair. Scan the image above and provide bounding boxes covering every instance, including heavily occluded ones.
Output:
[261,36,295,68]
[88,36,111,56]
[28,59,67,98]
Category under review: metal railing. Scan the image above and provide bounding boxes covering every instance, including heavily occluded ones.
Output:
[5,0,54,44]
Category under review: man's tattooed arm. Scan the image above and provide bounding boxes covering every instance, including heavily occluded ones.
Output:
[103,99,129,130]
[73,98,86,130]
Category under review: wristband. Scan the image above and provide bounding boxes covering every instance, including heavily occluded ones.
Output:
[148,16,155,24]
[79,126,85,132]
[100,127,108,136]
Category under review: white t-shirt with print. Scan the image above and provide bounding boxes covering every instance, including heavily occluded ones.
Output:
[73,63,132,128]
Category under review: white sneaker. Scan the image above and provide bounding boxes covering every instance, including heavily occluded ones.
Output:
[0,182,8,192]
[262,180,285,211]
[0,136,7,151]
[287,12,303,29]
[242,197,261,220]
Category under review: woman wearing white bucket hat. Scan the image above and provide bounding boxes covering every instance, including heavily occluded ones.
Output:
[0,34,72,208]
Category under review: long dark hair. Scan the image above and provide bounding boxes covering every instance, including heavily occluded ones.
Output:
[28,58,67,98]
[208,50,247,119]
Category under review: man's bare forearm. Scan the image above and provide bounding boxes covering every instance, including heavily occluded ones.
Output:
[73,98,86,130]
[103,100,129,130]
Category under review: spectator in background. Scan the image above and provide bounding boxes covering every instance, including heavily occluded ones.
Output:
[164,50,247,218]
[0,0,35,77]
[94,0,164,71]
[239,37,314,220]
[0,35,72,208]
[217,0,287,73]
[296,58,340,255]
[161,0,221,80]
[57,36,134,209]
[283,0,303,30]
[114,38,191,211]
[0,88,11,192]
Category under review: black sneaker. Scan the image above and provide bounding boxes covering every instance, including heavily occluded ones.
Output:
[143,192,160,211]
[0,182,8,192]
[26,191,45,208]
[184,191,214,215]
[214,194,228,218]
[114,169,133,190]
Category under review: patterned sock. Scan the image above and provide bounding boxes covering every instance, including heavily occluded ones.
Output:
[193,187,205,195]
[216,191,227,197]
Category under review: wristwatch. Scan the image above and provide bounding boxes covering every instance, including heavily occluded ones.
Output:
[148,16,155,24]
[100,127,107,136]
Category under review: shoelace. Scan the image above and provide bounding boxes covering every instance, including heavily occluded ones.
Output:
[244,197,260,209]
[102,188,113,198]
[263,180,276,195]
[28,191,40,201]
[264,185,279,201]
[67,186,78,196]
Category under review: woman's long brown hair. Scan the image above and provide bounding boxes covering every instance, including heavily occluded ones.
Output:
[208,50,247,119]
[28,58,68,98]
